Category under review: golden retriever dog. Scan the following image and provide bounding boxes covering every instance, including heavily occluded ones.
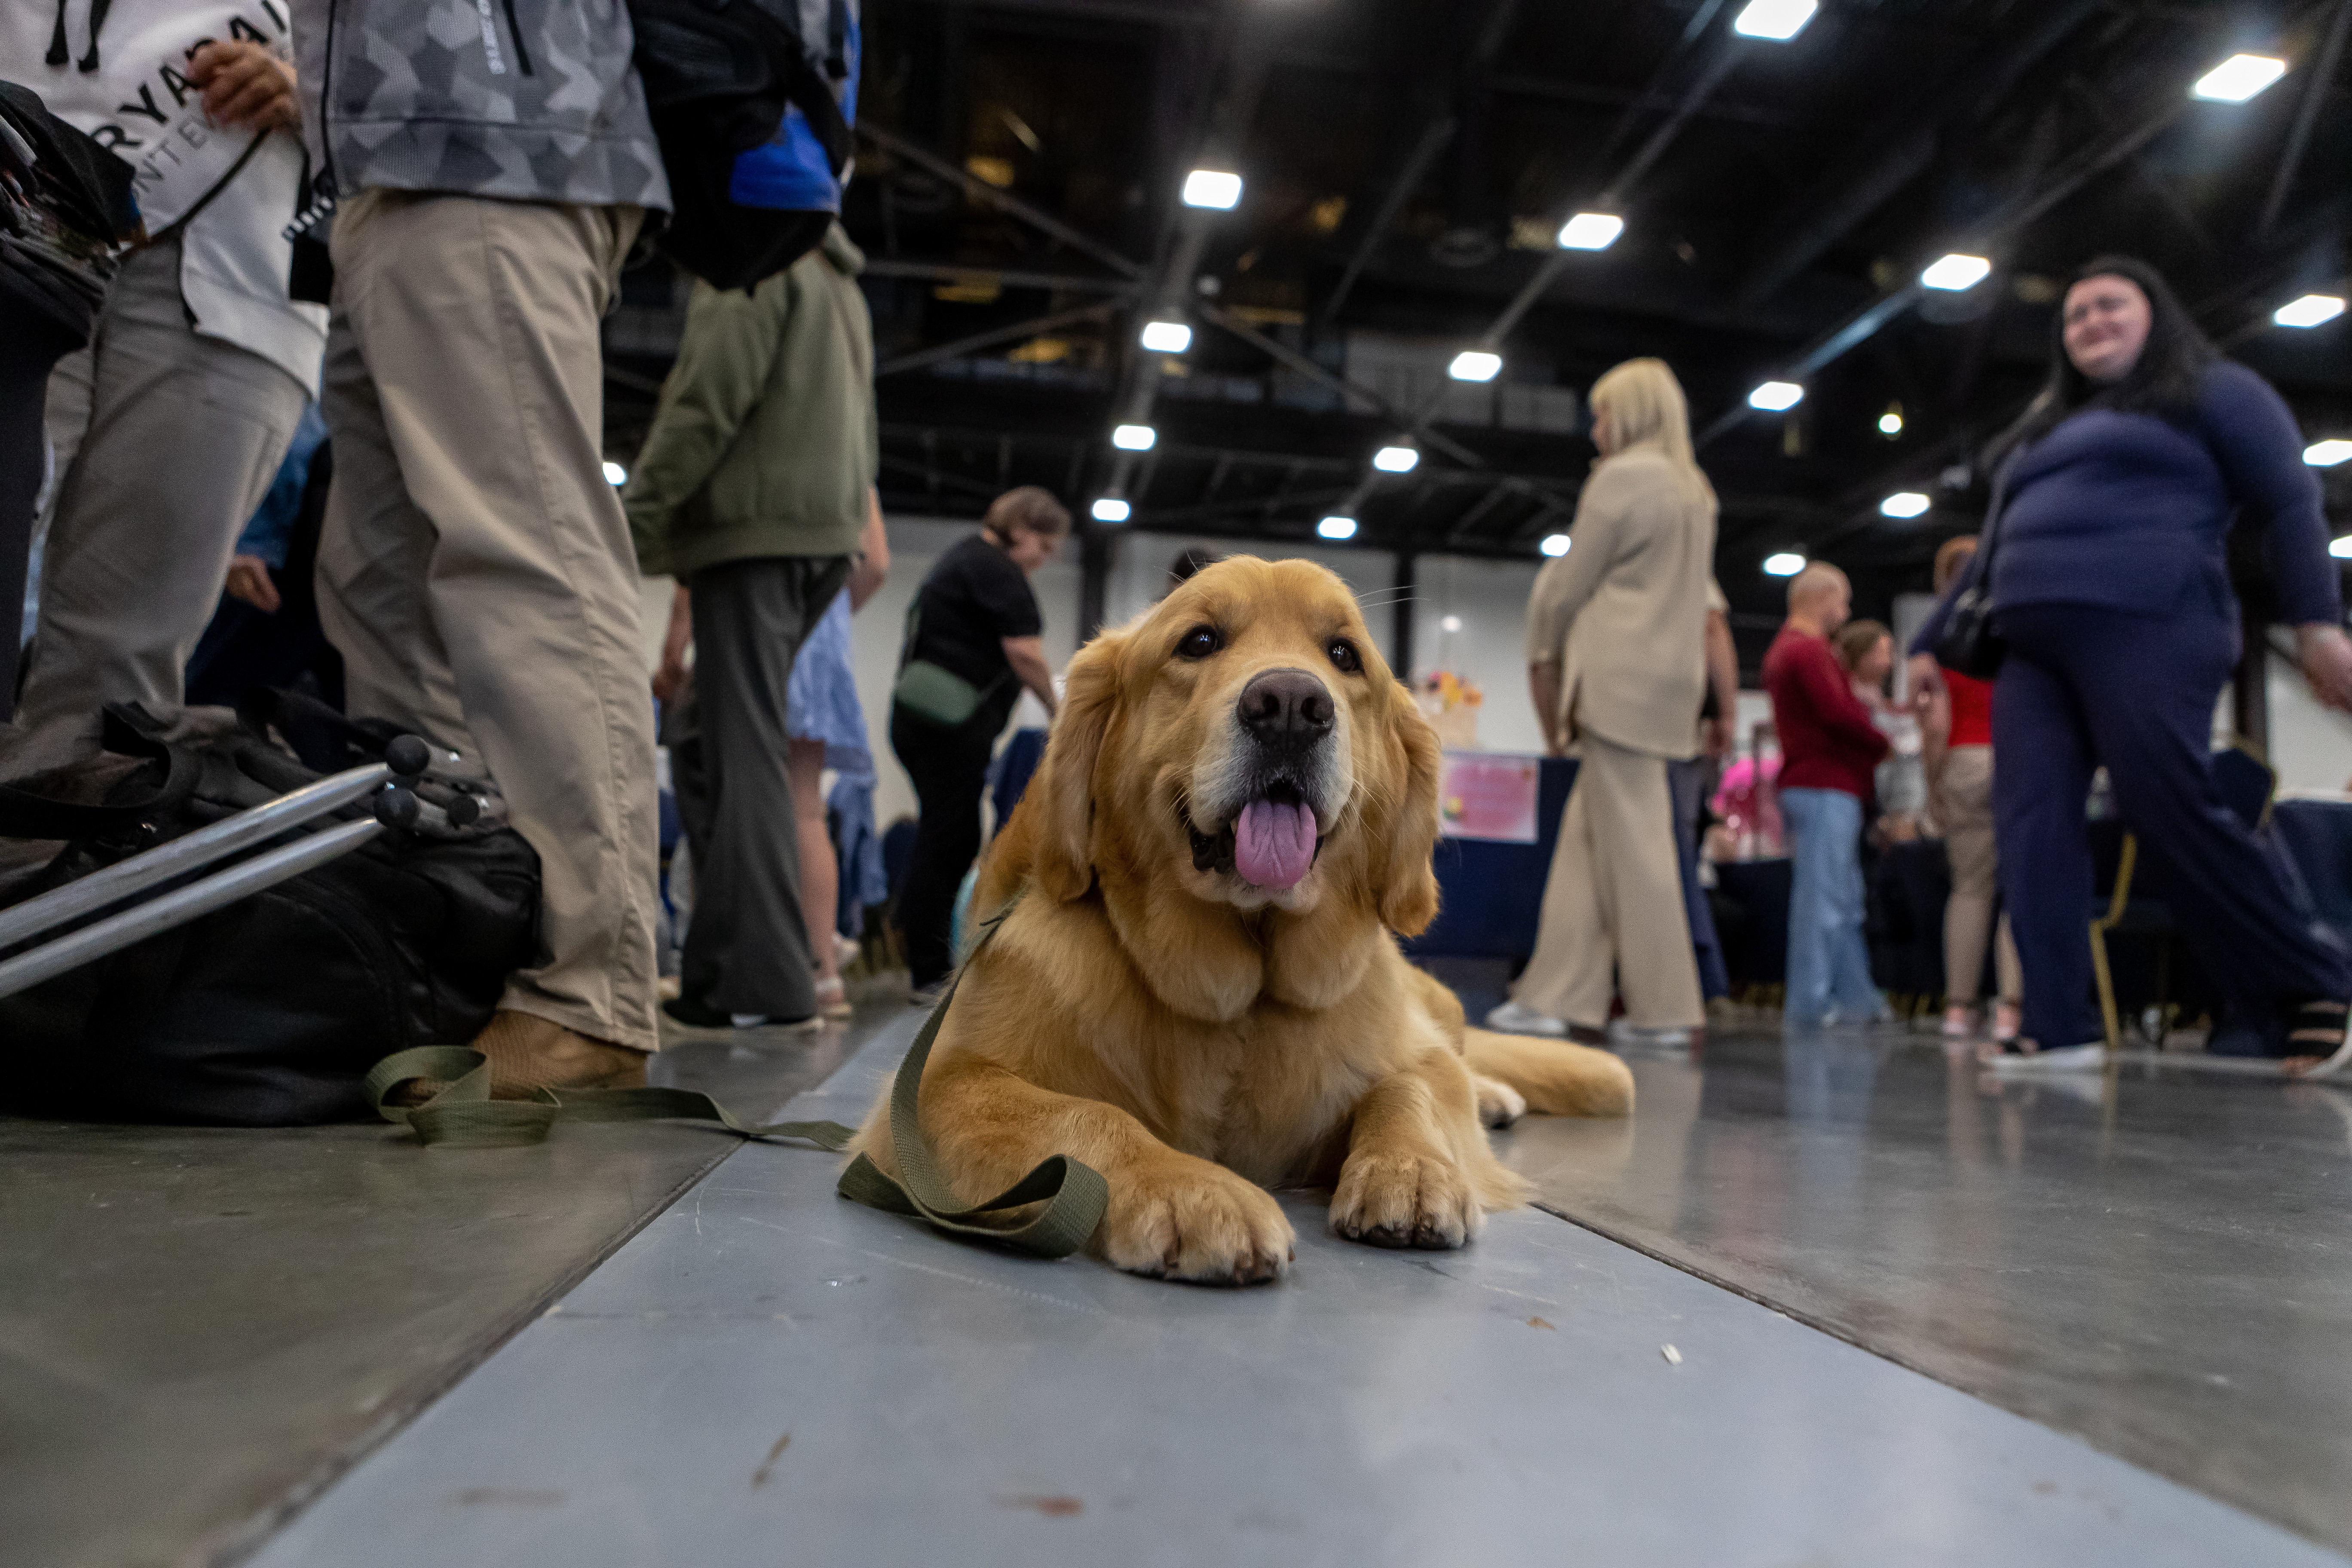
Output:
[848,556,1632,1283]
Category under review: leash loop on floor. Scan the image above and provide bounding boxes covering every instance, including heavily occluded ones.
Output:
[362,891,1109,1259]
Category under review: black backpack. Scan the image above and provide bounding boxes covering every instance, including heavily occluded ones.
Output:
[628,0,859,291]
[0,704,540,1127]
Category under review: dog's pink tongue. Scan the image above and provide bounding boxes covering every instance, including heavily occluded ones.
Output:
[1234,798,1315,890]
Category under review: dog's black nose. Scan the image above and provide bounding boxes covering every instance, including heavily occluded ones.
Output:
[1238,668,1335,750]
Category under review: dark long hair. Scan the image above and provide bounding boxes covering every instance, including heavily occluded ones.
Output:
[1988,254,2219,465]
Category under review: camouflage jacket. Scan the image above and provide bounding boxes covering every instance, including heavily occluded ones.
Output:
[292,0,670,211]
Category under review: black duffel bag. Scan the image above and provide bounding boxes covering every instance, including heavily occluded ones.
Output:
[0,704,540,1126]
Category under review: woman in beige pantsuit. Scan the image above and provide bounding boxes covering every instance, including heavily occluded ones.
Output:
[1487,359,1717,1044]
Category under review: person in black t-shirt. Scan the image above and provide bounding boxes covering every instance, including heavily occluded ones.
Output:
[890,487,1070,998]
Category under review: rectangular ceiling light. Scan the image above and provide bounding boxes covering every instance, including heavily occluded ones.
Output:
[1181,169,1243,209]
[2307,439,2352,467]
[1920,253,1991,291]
[1112,423,1156,450]
[2331,536,2352,559]
[602,462,627,486]
[1317,515,1358,541]
[2193,54,2288,102]
[1879,492,1931,518]
[1733,0,1817,42]
[1748,380,1804,411]
[1557,212,1624,251]
[2275,294,2346,329]
[1139,320,1192,353]
[1762,552,1807,576]
[1449,350,1503,382]
[1090,497,1131,523]
[1373,444,1420,473]
[1540,534,1571,557]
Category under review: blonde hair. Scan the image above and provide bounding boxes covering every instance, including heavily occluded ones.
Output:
[1589,357,1716,507]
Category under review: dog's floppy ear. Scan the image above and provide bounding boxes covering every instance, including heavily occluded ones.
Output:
[1027,629,1127,902]
[1374,680,1445,934]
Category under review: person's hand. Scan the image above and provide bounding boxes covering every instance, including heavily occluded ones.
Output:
[1904,653,1941,715]
[2297,624,2352,713]
[223,554,281,613]
[1701,715,1732,760]
[651,654,688,706]
[189,41,299,135]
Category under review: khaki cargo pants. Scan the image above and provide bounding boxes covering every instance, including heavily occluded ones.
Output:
[316,191,659,1052]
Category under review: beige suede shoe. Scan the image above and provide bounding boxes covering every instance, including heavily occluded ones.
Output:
[469,1009,650,1099]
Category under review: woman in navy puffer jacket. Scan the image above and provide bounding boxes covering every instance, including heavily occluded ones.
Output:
[1961,255,2352,1073]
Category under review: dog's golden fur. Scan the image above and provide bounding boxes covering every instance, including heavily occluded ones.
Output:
[849,555,1632,1283]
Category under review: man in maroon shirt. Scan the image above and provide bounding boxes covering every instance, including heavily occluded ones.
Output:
[1763,563,1892,1027]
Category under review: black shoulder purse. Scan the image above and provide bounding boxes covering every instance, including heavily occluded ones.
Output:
[1932,455,2017,680]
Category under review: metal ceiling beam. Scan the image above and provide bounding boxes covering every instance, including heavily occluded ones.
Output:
[856,122,1143,280]
[1317,113,1455,331]
[861,258,1141,295]
[1096,0,1284,507]
[1734,0,2103,307]
[1600,43,1740,208]
[1696,20,2246,453]
[877,301,1121,377]
[1194,303,1483,467]
[1586,0,1728,174]
[2260,0,2352,240]
[1317,0,1518,331]
[1487,72,1802,129]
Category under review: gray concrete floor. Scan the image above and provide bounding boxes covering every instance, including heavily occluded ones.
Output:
[16,1000,2352,1566]
[243,1018,2345,1568]
[1503,1024,2352,1554]
[0,995,896,1568]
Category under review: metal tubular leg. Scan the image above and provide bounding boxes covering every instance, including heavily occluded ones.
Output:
[0,763,392,950]
[0,817,384,1001]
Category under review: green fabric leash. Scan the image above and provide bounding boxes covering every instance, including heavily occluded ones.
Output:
[364,897,1109,1259]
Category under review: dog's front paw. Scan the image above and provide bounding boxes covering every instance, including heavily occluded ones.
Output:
[1329,1151,1480,1250]
[1100,1157,1295,1286]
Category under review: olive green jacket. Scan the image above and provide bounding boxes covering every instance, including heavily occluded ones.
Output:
[625,227,876,578]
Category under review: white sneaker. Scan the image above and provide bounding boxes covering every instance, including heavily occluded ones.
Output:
[1485,999,1568,1038]
[1987,1042,2107,1074]
[1608,1018,1692,1048]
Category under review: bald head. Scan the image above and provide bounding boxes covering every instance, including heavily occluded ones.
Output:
[1785,562,1851,636]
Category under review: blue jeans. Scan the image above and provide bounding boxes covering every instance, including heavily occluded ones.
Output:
[1781,786,1882,1027]
[1669,757,1731,1000]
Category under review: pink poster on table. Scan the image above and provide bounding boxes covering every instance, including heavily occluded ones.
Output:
[1439,751,1541,843]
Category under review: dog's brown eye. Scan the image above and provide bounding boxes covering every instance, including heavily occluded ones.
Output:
[1176,625,1222,660]
[1328,639,1362,674]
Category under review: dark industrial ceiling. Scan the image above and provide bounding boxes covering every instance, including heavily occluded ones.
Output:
[603,0,2352,649]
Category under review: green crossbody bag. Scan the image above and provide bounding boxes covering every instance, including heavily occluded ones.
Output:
[891,605,1013,728]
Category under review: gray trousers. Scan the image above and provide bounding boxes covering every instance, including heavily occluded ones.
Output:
[5,235,307,775]
[669,554,851,1019]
